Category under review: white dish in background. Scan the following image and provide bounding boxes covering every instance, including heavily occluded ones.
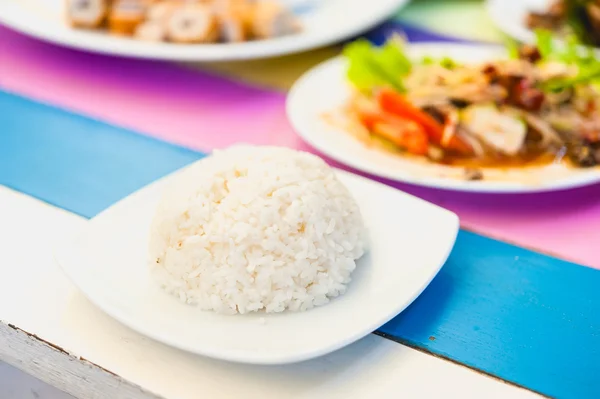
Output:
[486,0,558,44]
[0,0,409,61]
[54,166,458,365]
[286,43,600,193]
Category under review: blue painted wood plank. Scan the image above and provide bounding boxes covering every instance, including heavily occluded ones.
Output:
[0,91,203,217]
[379,231,600,398]
[2,90,600,398]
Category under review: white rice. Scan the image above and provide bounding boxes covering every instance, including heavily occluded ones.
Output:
[149,145,367,314]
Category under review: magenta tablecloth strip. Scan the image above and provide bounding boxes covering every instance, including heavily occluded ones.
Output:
[1,26,599,268]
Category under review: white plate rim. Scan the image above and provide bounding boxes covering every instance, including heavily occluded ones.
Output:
[485,0,540,44]
[53,167,459,365]
[0,0,409,61]
[286,42,600,194]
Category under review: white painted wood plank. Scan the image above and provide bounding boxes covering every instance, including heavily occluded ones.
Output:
[0,185,542,399]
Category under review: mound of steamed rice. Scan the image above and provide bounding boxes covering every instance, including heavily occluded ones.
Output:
[148,146,367,314]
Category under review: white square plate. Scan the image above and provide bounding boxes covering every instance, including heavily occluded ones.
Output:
[54,168,459,365]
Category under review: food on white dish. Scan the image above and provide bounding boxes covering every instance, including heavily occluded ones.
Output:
[526,0,600,46]
[250,0,301,40]
[66,0,108,28]
[215,1,249,43]
[65,0,301,43]
[54,155,456,363]
[148,146,368,315]
[165,4,219,43]
[108,0,146,36]
[339,32,600,180]
[134,19,167,41]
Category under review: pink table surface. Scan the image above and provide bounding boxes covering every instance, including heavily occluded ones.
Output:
[1,27,599,268]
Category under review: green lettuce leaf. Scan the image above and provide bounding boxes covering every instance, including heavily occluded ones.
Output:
[534,28,600,91]
[505,38,520,59]
[535,29,554,59]
[343,38,412,93]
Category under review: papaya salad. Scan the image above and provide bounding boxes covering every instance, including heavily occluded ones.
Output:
[341,32,600,180]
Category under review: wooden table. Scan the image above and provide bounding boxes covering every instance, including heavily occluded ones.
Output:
[0,185,541,399]
[1,1,599,397]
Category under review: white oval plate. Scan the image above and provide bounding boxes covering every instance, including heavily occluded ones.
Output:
[54,166,458,365]
[486,0,560,44]
[286,43,600,193]
[0,0,408,61]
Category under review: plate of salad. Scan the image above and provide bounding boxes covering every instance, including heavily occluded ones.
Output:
[286,33,600,192]
[487,0,600,49]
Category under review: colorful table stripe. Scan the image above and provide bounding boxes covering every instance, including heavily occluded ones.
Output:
[2,90,600,399]
[0,93,202,217]
[2,24,600,269]
[2,0,600,397]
